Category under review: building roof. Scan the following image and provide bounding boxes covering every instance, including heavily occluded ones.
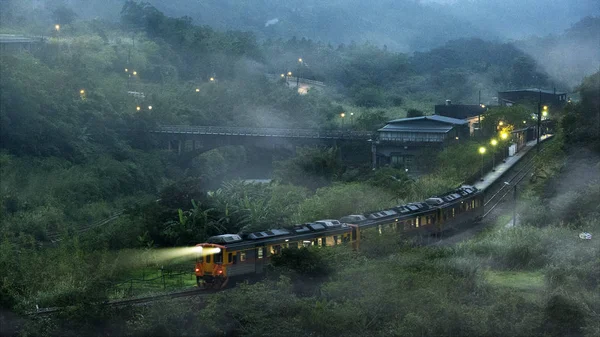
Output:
[378,124,453,133]
[386,115,469,125]
[378,115,467,133]
[499,88,567,95]
[435,104,486,119]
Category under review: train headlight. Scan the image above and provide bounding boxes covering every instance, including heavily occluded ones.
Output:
[194,246,203,253]
[195,268,200,272]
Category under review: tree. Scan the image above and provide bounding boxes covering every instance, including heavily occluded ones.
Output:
[52,5,77,26]
[406,109,424,118]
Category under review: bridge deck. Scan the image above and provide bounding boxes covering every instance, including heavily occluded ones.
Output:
[152,125,373,140]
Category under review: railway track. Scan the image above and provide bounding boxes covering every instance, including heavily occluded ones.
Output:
[30,287,215,316]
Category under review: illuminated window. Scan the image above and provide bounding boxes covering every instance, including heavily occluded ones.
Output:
[415,217,420,228]
[257,248,263,259]
[303,240,311,248]
[317,238,323,246]
[240,252,246,262]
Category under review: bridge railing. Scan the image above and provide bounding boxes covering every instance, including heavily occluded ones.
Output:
[152,125,373,140]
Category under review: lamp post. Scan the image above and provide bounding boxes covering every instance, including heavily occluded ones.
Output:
[490,139,498,171]
[54,24,60,56]
[479,146,486,181]
[340,112,346,130]
[350,112,354,128]
[500,132,508,163]
[297,58,303,87]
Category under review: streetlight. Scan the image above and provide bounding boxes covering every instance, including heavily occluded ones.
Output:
[498,121,504,126]
[500,132,508,162]
[148,105,153,110]
[55,24,60,31]
[210,77,215,82]
[136,106,141,111]
[490,139,498,171]
[195,88,200,92]
[298,58,303,63]
[340,112,346,130]
[479,146,486,181]
[350,112,354,127]
[133,71,137,76]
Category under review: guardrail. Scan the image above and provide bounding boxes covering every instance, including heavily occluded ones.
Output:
[265,74,325,86]
[152,125,373,140]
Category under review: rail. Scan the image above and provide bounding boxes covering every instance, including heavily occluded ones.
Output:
[152,125,373,140]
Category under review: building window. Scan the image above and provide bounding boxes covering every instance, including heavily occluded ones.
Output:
[257,247,263,259]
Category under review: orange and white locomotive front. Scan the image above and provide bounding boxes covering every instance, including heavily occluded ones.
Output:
[194,243,227,288]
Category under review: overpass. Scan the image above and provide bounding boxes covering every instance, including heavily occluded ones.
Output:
[150,125,374,155]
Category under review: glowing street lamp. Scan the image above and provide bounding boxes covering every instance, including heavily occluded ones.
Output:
[210,77,215,82]
[498,121,504,126]
[148,105,153,110]
[132,71,137,76]
[136,106,141,111]
[195,88,200,92]
[490,139,498,171]
[340,112,346,130]
[479,146,486,181]
[79,89,85,95]
[350,112,354,127]
[55,24,60,31]
[280,73,285,78]
[125,68,128,73]
[298,58,303,63]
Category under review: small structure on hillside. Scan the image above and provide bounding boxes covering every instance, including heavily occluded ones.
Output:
[372,115,469,174]
[435,100,487,136]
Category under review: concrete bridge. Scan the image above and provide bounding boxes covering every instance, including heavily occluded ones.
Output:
[151,125,373,158]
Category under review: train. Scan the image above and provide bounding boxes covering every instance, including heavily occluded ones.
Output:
[193,184,484,289]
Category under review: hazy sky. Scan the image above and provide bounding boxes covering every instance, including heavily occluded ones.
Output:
[421,0,600,39]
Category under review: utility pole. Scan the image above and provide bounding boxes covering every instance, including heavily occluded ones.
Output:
[512,185,517,226]
[537,89,541,152]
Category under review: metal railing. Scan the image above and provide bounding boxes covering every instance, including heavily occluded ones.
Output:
[152,125,373,140]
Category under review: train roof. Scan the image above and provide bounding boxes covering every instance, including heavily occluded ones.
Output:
[200,185,480,249]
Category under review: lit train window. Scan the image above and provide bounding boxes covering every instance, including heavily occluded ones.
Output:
[303,240,311,248]
[415,217,420,228]
[317,238,323,246]
[257,248,263,259]
[240,252,246,262]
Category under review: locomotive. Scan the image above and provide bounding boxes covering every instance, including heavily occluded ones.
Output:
[194,185,483,289]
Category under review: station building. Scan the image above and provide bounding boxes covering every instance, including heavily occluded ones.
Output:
[372,115,469,174]
[498,88,568,109]
[434,100,487,136]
